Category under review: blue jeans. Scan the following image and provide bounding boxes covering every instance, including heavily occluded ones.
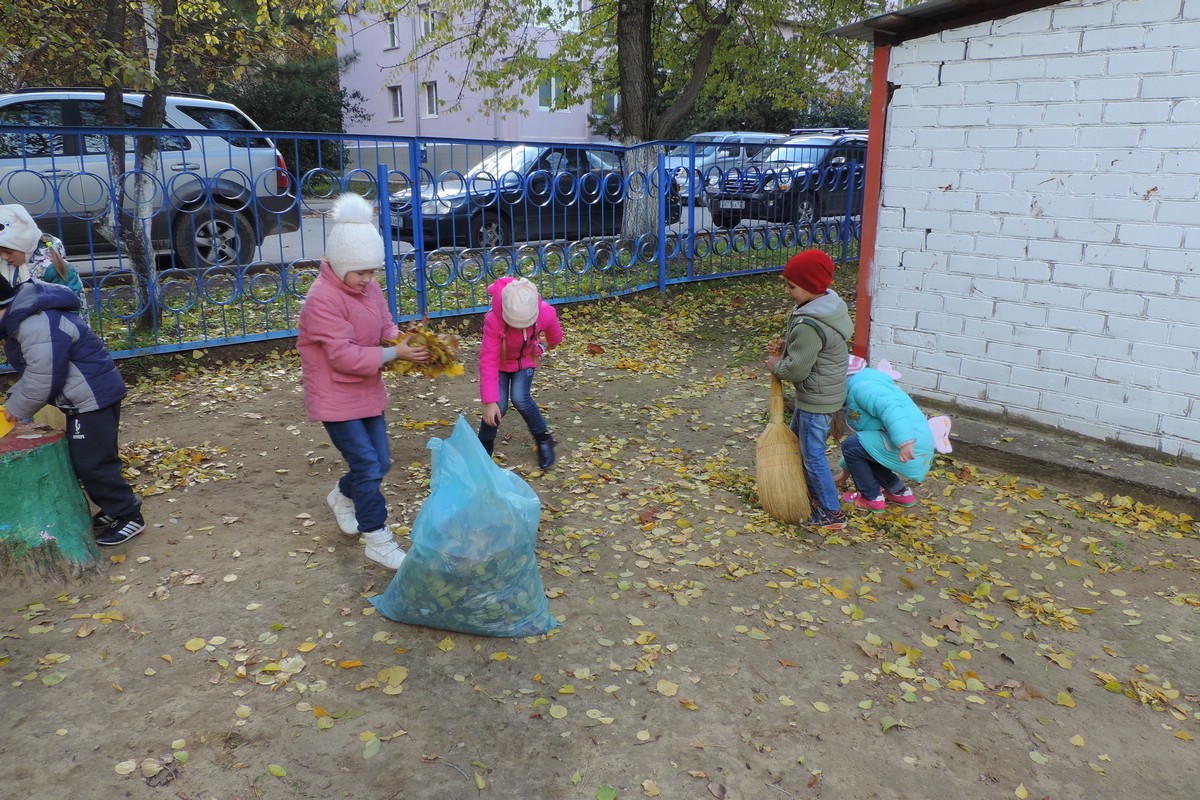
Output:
[841,434,904,500]
[791,409,840,513]
[479,367,548,447]
[324,415,391,532]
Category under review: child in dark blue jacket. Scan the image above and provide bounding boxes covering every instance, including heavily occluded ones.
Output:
[0,275,144,545]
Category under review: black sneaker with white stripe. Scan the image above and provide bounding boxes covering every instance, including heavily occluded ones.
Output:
[95,513,145,546]
[92,512,116,536]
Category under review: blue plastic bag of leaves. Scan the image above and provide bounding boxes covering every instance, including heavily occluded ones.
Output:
[370,415,558,637]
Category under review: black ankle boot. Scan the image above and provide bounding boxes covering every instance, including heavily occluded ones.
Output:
[535,433,555,469]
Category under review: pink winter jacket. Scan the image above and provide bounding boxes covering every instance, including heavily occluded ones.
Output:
[478,276,564,405]
[297,261,400,422]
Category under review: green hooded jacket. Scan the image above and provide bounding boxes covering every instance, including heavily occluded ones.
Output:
[773,289,853,414]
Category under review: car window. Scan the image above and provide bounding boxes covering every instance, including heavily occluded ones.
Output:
[667,136,720,157]
[77,101,189,155]
[172,104,273,148]
[0,100,65,159]
[587,149,621,171]
[828,145,865,167]
[745,143,771,158]
[469,145,540,178]
[760,143,829,167]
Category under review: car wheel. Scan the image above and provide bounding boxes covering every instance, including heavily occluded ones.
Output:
[474,214,511,249]
[793,195,820,226]
[173,209,255,269]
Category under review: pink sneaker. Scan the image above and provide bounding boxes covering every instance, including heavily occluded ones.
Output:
[883,487,916,506]
[842,491,885,513]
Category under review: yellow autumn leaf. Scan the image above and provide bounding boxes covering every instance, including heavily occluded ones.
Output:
[437,637,455,652]
[268,765,286,777]
[338,660,363,669]
[297,642,317,652]
[1070,735,1086,747]
[1015,785,1029,799]
[184,638,206,652]
[812,701,831,713]
[1056,690,1076,708]
[656,679,679,697]
[549,704,568,719]
[1176,731,1194,741]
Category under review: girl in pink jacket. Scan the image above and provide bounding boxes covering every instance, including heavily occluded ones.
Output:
[478,276,563,468]
[297,194,428,569]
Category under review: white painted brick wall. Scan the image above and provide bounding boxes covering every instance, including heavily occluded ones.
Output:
[870,0,1200,460]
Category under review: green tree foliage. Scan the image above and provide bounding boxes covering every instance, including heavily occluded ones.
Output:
[366,0,884,143]
[212,55,372,177]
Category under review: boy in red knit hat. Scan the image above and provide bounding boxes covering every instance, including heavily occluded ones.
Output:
[766,249,853,530]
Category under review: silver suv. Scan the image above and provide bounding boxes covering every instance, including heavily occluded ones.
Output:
[0,89,300,268]
[664,131,786,204]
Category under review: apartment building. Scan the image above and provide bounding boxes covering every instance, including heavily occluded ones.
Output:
[337,5,606,143]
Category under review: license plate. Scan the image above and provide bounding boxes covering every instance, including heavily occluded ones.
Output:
[719,200,744,210]
[391,213,404,230]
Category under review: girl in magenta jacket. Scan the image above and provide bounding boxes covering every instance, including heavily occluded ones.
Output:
[478,276,563,468]
[297,193,428,569]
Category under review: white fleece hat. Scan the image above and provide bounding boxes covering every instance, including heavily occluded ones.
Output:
[501,278,540,328]
[325,193,384,278]
[0,204,42,257]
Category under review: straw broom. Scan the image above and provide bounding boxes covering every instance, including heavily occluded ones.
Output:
[756,374,812,524]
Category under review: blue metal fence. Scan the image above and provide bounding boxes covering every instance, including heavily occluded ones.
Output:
[0,126,863,365]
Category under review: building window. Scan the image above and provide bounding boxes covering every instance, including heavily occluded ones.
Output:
[538,76,566,111]
[386,15,400,48]
[423,82,439,117]
[389,86,404,120]
[600,91,619,116]
[420,5,438,36]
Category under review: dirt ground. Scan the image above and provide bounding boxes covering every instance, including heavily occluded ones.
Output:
[2,275,1198,800]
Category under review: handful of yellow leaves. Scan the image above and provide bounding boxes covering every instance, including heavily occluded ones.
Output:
[386,324,464,379]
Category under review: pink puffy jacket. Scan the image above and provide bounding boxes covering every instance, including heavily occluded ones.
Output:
[478,276,563,405]
[297,261,400,422]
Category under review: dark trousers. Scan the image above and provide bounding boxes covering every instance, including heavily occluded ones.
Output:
[66,403,140,518]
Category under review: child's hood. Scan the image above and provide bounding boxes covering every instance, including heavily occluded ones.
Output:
[3,280,81,330]
[794,289,853,339]
[486,275,518,314]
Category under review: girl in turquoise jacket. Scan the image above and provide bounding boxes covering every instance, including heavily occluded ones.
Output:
[838,360,937,513]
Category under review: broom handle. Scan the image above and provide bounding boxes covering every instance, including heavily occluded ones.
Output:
[770,374,787,425]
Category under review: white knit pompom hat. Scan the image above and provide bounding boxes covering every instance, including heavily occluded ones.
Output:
[325,194,384,278]
[501,277,540,328]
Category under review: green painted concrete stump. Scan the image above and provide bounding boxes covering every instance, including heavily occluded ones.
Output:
[0,423,101,583]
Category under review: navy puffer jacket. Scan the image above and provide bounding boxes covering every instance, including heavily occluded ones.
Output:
[2,281,125,419]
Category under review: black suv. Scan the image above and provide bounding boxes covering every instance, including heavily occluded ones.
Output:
[705,132,868,228]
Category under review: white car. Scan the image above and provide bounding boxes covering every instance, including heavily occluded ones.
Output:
[0,89,300,268]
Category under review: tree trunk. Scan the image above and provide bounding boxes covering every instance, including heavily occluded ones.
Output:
[617,0,655,143]
[0,425,101,583]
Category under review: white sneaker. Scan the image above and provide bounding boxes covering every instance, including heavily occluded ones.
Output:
[326,485,359,535]
[362,528,406,570]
